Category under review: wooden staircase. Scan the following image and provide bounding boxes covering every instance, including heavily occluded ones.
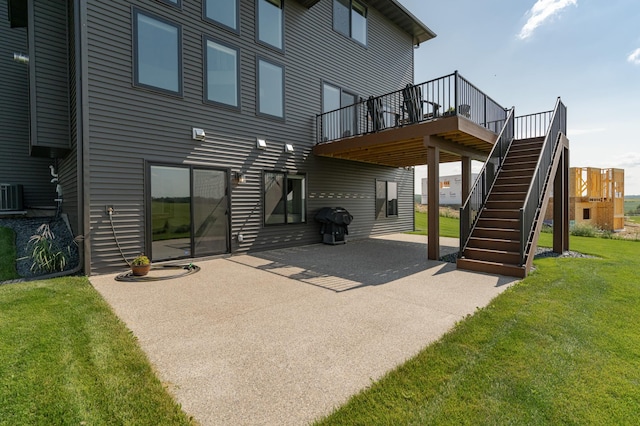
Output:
[457,137,545,278]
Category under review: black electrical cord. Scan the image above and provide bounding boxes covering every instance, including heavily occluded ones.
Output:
[114,263,201,282]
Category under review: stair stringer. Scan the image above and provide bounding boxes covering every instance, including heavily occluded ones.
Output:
[521,133,570,275]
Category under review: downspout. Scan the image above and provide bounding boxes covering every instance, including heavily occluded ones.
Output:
[77,0,91,276]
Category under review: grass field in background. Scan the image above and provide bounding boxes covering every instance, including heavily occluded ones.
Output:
[624,196,640,214]
[410,210,460,238]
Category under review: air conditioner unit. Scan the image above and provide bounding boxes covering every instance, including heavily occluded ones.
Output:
[0,184,24,211]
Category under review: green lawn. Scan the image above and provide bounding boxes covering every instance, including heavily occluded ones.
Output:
[628,215,640,224]
[0,277,194,425]
[0,227,20,281]
[411,210,460,238]
[317,235,640,425]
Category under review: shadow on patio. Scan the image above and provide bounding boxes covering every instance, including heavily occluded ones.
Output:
[230,235,468,292]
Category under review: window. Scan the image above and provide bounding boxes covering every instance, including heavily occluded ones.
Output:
[257,58,284,118]
[133,9,182,94]
[204,0,238,32]
[376,180,398,218]
[264,172,306,225]
[583,208,591,220]
[333,0,367,45]
[159,0,181,7]
[257,0,283,50]
[387,181,398,216]
[440,180,450,189]
[205,38,239,107]
[375,180,386,218]
[322,82,357,139]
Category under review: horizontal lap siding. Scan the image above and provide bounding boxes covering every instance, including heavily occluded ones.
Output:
[31,0,70,154]
[86,0,415,274]
[0,2,51,208]
[59,0,79,236]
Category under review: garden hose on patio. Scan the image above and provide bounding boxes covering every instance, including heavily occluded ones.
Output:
[114,263,201,282]
[108,208,132,267]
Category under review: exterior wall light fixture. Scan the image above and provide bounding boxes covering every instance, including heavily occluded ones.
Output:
[233,171,246,184]
[284,143,294,153]
[13,53,29,64]
[192,127,206,141]
[256,138,267,150]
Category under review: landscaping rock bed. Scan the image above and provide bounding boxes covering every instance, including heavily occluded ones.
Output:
[0,216,80,279]
[439,247,596,264]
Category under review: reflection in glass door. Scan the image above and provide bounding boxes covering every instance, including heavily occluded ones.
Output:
[151,166,192,261]
[193,169,229,256]
[150,165,229,261]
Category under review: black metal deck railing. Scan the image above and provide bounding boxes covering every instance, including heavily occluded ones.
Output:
[316,71,508,144]
[519,98,567,263]
[514,110,554,139]
[459,108,515,253]
[459,102,564,262]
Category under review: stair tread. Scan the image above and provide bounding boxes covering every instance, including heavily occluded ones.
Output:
[469,236,519,243]
[458,258,523,267]
[465,247,520,255]
[475,226,519,232]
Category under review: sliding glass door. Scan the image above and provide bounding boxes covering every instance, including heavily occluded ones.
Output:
[150,164,229,261]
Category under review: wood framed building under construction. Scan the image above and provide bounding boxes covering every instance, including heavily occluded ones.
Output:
[547,167,624,231]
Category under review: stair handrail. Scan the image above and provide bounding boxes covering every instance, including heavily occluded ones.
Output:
[519,97,567,264]
[459,107,515,256]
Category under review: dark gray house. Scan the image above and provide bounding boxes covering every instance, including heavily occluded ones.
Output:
[1,0,438,274]
[2,0,571,278]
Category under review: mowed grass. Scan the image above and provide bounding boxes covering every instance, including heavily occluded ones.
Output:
[628,215,640,224]
[316,235,640,425]
[0,277,194,425]
[410,210,460,238]
[0,227,20,281]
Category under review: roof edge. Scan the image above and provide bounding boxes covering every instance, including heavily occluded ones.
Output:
[383,0,437,45]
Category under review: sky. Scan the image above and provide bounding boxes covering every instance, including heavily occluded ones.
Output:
[402,0,640,195]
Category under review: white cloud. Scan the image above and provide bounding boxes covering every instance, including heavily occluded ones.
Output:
[627,48,640,65]
[518,0,577,40]
[614,152,640,168]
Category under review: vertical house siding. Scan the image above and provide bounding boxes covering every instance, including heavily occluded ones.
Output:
[0,1,52,208]
[85,0,416,274]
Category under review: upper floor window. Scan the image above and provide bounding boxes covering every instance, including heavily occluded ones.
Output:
[257,58,284,118]
[205,38,239,108]
[133,9,182,94]
[333,0,367,45]
[159,0,181,8]
[204,0,238,32]
[257,0,283,50]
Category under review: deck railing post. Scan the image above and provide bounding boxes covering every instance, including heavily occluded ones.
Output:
[454,70,459,112]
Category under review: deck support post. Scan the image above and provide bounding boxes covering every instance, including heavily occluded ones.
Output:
[553,143,570,253]
[426,141,440,260]
[461,156,471,204]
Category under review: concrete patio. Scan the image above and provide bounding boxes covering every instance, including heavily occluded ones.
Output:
[90,234,517,425]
